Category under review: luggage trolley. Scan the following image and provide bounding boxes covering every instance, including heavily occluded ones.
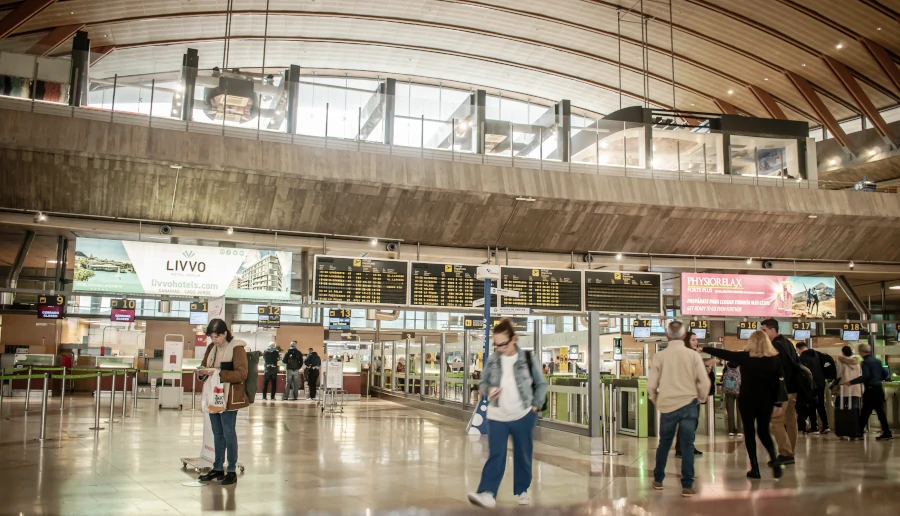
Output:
[318,360,346,413]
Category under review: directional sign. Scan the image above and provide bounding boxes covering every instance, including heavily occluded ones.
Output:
[472,298,485,307]
[490,307,531,316]
[490,287,521,298]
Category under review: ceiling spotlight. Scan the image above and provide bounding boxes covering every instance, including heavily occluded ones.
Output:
[808,214,817,219]
[727,89,734,95]
[46,260,58,264]
[801,63,806,67]
[877,27,882,30]
[616,253,622,260]
[226,227,233,235]
[836,43,844,49]
[764,78,769,81]
[35,211,46,222]
[370,238,378,246]
[600,140,608,149]
[868,148,878,156]
[889,285,900,290]
[849,261,855,269]
[746,258,752,265]
[828,158,837,166]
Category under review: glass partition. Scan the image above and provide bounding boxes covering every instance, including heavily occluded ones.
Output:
[422,337,442,400]
[730,134,800,179]
[444,337,465,403]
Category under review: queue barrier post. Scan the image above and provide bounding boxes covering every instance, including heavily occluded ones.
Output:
[121,371,128,419]
[192,372,197,410]
[25,366,32,411]
[132,375,138,413]
[707,394,715,440]
[39,373,50,440]
[600,382,609,454]
[107,370,117,424]
[60,366,67,412]
[90,373,104,431]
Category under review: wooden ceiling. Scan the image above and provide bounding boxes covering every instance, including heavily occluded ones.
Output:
[1,0,899,127]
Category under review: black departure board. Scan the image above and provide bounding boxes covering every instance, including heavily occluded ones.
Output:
[499,267,583,312]
[584,271,662,314]
[410,262,495,308]
[313,256,408,305]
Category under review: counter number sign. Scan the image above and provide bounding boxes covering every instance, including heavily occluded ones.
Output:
[793,322,811,330]
[37,295,66,319]
[258,306,281,329]
[328,309,352,330]
[689,320,708,329]
[739,321,758,330]
[110,298,136,322]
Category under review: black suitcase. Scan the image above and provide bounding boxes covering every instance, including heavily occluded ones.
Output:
[834,389,861,439]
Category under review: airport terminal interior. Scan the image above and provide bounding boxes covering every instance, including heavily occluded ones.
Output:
[1,0,900,514]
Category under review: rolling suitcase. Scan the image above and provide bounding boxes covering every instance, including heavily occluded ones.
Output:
[834,386,861,439]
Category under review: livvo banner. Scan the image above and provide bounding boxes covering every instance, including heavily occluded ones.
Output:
[73,238,292,300]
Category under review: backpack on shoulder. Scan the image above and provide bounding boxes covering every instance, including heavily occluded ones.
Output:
[523,351,548,412]
[723,367,740,394]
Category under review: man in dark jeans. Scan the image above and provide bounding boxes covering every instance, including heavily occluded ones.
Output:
[304,348,322,400]
[762,318,799,464]
[262,343,280,400]
[846,344,893,441]
[796,343,829,434]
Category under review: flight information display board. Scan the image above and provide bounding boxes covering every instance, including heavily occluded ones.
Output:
[410,262,489,308]
[584,271,662,314]
[499,267,583,312]
[313,256,408,306]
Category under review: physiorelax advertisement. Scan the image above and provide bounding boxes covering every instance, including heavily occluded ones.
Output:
[73,238,292,300]
[681,273,836,318]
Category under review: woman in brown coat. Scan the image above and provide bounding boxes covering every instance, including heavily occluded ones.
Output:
[198,319,249,485]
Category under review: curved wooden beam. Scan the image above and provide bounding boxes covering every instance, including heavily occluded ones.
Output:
[0,0,55,39]
[26,23,83,56]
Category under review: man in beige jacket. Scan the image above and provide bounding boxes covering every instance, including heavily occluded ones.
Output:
[648,321,711,497]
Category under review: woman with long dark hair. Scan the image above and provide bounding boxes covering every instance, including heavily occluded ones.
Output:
[197,319,250,485]
[703,331,783,479]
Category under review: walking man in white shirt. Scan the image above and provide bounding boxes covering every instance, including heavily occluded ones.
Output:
[648,321,711,497]
[468,318,548,509]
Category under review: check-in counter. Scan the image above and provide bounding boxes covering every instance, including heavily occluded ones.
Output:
[96,356,136,393]
[11,354,59,395]
[608,377,655,438]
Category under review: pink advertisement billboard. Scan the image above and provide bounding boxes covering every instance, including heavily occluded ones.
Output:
[681,273,836,318]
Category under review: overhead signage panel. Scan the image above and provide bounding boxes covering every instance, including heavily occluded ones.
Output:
[328,309,352,331]
[73,238,292,300]
[409,262,493,308]
[37,295,66,319]
[258,306,281,329]
[584,271,662,314]
[681,273,836,318]
[499,267,583,312]
[313,255,408,306]
[110,298,136,322]
[463,315,528,332]
[189,300,209,325]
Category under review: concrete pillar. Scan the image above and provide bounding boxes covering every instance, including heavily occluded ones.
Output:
[285,65,301,134]
[558,99,571,162]
[177,48,199,121]
[383,78,396,145]
[67,31,90,107]
[587,312,601,439]
[475,89,486,154]
[722,133,732,175]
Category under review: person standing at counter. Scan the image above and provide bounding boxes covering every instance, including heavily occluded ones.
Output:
[197,319,250,485]
[282,342,304,401]
[305,348,322,400]
[468,318,547,508]
[703,332,783,480]
[262,343,280,401]
[648,321,710,497]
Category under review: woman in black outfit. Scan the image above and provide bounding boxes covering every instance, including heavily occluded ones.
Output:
[703,330,783,479]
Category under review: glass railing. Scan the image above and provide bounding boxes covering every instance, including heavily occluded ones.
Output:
[5,53,894,191]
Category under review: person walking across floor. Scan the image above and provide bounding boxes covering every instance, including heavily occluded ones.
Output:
[648,321,710,497]
[832,345,863,440]
[846,344,893,441]
[197,319,251,485]
[796,342,829,435]
[262,343,280,401]
[282,342,304,401]
[305,348,322,400]
[721,361,744,437]
[703,331,783,480]
[468,318,547,508]
[674,331,715,458]
[762,318,800,465]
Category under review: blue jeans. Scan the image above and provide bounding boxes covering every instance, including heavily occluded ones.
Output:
[209,410,238,473]
[654,400,699,488]
[477,411,538,496]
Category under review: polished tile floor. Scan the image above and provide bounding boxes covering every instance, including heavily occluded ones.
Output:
[0,394,897,514]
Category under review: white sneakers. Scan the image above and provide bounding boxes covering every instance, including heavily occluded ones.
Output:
[466,491,529,508]
[468,492,497,509]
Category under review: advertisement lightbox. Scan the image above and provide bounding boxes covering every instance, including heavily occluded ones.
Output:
[74,238,292,300]
[681,273,836,318]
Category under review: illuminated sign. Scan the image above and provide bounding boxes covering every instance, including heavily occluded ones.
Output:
[499,267,583,312]
[585,271,662,314]
[681,273,836,318]
[189,300,208,325]
[313,256,408,306]
[37,295,66,319]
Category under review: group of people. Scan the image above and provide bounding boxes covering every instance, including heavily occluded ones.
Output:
[649,318,893,497]
[261,341,322,401]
